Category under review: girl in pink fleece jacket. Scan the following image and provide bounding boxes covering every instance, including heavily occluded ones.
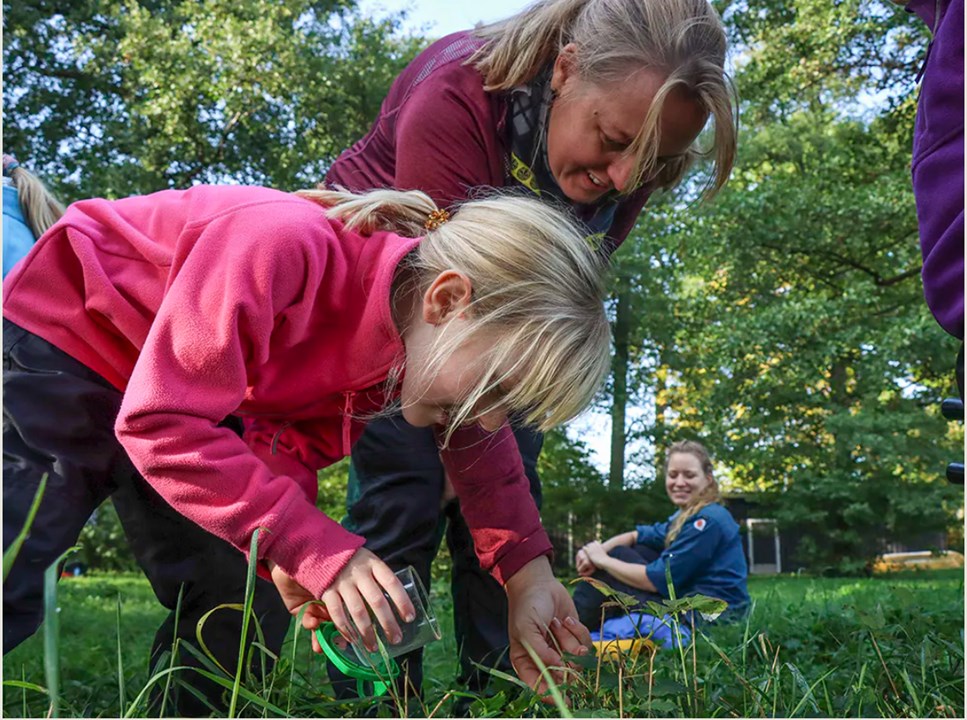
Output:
[3,185,607,704]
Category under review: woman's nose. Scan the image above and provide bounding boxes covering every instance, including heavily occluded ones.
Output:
[607,154,636,192]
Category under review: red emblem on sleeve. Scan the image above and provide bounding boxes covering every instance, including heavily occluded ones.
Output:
[693,518,707,531]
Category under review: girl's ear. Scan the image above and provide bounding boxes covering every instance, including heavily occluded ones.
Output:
[551,42,578,94]
[422,270,473,324]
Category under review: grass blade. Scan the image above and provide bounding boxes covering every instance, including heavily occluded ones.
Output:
[43,560,61,717]
[786,663,835,717]
[2,680,48,694]
[116,594,126,713]
[229,527,264,718]
[520,642,573,718]
[3,474,47,581]
[41,545,79,718]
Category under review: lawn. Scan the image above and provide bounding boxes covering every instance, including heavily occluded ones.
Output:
[2,569,963,717]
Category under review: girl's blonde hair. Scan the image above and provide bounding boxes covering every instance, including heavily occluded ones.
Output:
[295,186,611,442]
[469,0,738,198]
[3,156,65,238]
[664,439,721,546]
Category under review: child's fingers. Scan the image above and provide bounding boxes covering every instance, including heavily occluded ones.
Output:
[356,573,404,646]
[371,562,417,625]
[299,601,331,630]
[338,584,377,652]
[320,588,356,646]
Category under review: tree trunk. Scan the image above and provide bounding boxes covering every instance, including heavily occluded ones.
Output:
[609,286,632,490]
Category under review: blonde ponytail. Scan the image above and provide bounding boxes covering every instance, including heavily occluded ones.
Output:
[295,185,611,444]
[664,440,721,546]
[3,156,65,239]
[295,186,437,237]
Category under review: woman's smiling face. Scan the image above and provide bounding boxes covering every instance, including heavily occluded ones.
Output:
[545,44,708,204]
[664,451,714,508]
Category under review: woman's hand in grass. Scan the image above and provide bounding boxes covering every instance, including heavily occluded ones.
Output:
[505,556,593,700]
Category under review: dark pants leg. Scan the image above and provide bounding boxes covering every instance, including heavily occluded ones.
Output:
[3,322,119,652]
[110,459,292,716]
[326,415,444,700]
[2,322,290,716]
[572,545,664,631]
[328,414,542,699]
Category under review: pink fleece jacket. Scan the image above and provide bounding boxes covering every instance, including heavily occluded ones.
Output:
[3,184,552,597]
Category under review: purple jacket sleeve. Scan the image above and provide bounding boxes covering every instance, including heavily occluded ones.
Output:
[439,424,554,585]
[908,0,964,339]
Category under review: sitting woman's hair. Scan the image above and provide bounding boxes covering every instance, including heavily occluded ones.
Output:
[295,186,611,442]
[664,439,721,546]
[469,0,738,198]
[3,154,65,238]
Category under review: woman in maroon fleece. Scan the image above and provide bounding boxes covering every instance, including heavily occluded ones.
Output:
[3,187,609,703]
[326,0,739,700]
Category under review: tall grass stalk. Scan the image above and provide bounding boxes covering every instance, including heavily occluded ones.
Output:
[229,528,264,718]
[116,595,126,712]
[159,584,185,717]
[43,561,60,718]
[3,474,47,581]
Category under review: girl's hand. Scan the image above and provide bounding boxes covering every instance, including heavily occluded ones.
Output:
[269,562,331,653]
[505,557,592,699]
[320,548,416,653]
[269,549,416,654]
[581,541,610,568]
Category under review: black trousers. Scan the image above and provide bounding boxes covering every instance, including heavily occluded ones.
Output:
[572,545,664,631]
[2,321,291,716]
[326,414,543,698]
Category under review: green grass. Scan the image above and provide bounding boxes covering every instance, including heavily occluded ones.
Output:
[2,570,963,717]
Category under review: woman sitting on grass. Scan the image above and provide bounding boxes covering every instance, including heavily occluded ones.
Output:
[2,184,607,705]
[574,440,750,630]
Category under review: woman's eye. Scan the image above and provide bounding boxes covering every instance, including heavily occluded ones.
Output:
[599,131,627,153]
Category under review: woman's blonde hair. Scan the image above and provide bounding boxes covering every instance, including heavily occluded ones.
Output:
[295,186,611,442]
[664,439,721,546]
[3,156,65,238]
[469,0,738,198]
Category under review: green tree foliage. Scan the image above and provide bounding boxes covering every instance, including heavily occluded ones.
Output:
[3,0,424,200]
[538,428,674,550]
[610,0,963,572]
[76,502,138,571]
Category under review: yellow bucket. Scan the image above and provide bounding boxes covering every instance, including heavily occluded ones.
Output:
[592,637,657,662]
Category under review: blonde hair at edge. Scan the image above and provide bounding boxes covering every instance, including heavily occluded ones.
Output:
[6,164,65,238]
[664,440,721,546]
[470,0,738,198]
[295,186,612,444]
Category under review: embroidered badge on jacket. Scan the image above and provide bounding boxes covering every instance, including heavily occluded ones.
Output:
[693,518,707,532]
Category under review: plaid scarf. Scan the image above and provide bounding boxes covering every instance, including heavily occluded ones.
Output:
[505,69,620,246]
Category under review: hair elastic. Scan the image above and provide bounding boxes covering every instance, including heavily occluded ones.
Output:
[3,154,20,176]
[424,208,450,231]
